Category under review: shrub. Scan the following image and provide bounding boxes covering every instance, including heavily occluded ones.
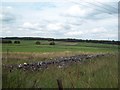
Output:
[35,41,41,45]
[14,41,20,44]
[49,41,55,45]
[2,40,12,44]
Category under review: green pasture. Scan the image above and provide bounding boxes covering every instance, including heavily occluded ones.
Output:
[2,40,119,53]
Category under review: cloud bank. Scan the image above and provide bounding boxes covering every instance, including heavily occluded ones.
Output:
[1,0,118,40]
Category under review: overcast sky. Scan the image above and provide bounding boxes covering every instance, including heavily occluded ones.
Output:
[1,0,119,40]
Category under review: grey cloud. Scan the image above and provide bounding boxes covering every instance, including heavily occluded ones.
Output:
[2,14,16,24]
[1,8,16,24]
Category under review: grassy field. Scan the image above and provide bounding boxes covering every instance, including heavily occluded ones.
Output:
[2,40,119,88]
[2,40,118,53]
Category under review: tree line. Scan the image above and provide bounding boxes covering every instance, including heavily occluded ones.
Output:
[1,37,120,45]
[1,40,55,45]
[1,40,20,44]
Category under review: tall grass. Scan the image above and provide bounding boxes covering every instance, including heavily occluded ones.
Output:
[3,51,107,65]
[2,54,118,88]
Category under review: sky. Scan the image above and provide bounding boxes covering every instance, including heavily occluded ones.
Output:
[0,0,119,40]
